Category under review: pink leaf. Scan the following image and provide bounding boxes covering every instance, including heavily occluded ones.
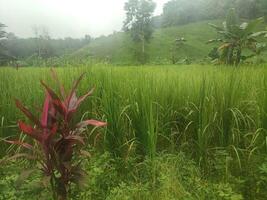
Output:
[76,120,107,128]
[66,73,86,109]
[41,92,51,128]
[68,91,78,111]
[67,88,95,121]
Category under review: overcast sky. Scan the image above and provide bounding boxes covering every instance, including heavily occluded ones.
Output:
[0,0,169,38]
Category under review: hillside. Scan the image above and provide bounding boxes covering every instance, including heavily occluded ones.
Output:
[69,20,220,65]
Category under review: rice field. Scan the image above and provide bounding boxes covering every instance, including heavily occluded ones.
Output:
[0,65,267,199]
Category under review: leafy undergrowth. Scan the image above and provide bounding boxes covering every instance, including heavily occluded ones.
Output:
[1,152,266,200]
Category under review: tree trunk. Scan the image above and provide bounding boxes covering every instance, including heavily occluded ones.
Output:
[235,47,242,66]
[141,34,145,64]
[142,37,145,54]
[227,46,234,65]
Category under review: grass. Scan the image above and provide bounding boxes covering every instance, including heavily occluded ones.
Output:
[0,64,267,199]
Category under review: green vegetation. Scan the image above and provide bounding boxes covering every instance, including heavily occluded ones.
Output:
[123,0,156,64]
[1,0,267,199]
[160,0,267,27]
[0,23,13,65]
[1,65,267,199]
[8,71,107,200]
[208,9,267,65]
[1,0,267,66]
[70,20,219,65]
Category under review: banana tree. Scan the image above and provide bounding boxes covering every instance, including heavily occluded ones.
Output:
[207,9,267,66]
[248,42,267,63]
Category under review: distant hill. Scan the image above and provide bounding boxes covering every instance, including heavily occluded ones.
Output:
[67,19,266,65]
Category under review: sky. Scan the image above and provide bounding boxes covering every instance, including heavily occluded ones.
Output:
[0,0,169,39]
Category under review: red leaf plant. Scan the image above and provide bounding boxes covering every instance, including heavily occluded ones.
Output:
[6,69,107,200]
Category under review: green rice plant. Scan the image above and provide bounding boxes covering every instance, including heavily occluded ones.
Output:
[129,84,158,159]
[0,64,267,181]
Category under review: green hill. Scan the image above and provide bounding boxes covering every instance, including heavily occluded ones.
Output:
[68,19,266,65]
[68,20,220,65]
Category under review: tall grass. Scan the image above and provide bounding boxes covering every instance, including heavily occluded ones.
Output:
[0,65,266,172]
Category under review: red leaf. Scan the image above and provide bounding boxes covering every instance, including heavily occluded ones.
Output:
[53,99,67,116]
[54,135,85,155]
[50,68,66,98]
[45,124,58,143]
[41,92,51,128]
[18,121,42,142]
[41,80,61,101]
[15,99,41,126]
[66,73,85,109]
[41,80,67,116]
[76,119,107,128]
[54,136,84,162]
[4,140,33,150]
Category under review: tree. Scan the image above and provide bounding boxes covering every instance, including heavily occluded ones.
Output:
[0,23,6,56]
[236,0,262,19]
[162,0,201,27]
[123,0,156,64]
[207,9,267,66]
[259,0,267,22]
[0,23,13,65]
[159,0,265,29]
[32,25,55,59]
[83,34,92,44]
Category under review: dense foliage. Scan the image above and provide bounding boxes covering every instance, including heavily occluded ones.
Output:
[0,23,11,65]
[208,9,267,65]
[3,35,91,62]
[123,0,156,63]
[159,0,267,28]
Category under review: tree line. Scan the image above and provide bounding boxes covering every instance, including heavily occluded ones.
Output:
[156,0,267,28]
[0,25,92,65]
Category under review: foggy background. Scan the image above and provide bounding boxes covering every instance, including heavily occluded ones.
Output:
[0,0,168,38]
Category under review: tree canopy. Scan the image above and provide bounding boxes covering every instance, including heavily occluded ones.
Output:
[123,0,156,63]
[160,0,267,28]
